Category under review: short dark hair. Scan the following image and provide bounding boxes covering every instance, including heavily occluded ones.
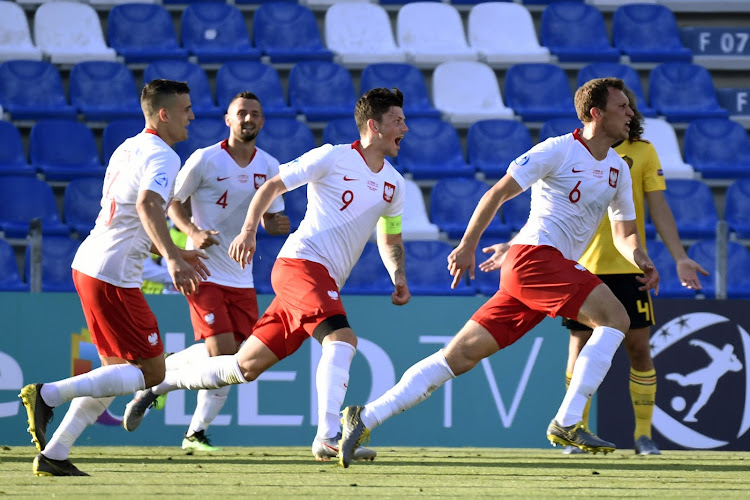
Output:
[228,91,262,114]
[574,77,626,123]
[354,88,404,133]
[141,79,190,117]
[623,87,644,140]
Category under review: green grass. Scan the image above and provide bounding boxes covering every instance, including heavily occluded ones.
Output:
[2,446,749,498]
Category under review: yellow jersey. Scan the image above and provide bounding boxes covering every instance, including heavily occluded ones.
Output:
[577,139,666,274]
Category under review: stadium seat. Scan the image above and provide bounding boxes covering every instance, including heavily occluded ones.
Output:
[64,178,104,238]
[468,2,551,65]
[401,179,440,241]
[431,178,510,240]
[683,118,750,179]
[256,119,316,165]
[34,2,117,64]
[649,63,729,122]
[288,61,356,122]
[24,236,80,293]
[0,1,42,62]
[474,238,502,297]
[144,61,222,118]
[324,3,407,66]
[176,119,228,165]
[343,242,393,295]
[467,120,532,179]
[504,63,577,122]
[502,189,531,231]
[102,119,144,165]
[432,61,514,126]
[251,235,284,294]
[360,63,440,119]
[612,4,692,63]
[181,3,261,63]
[577,62,656,117]
[30,120,104,181]
[646,239,695,298]
[662,179,717,240]
[687,239,750,299]
[282,185,308,231]
[641,118,695,179]
[322,118,359,146]
[0,238,27,292]
[538,117,584,142]
[0,121,34,176]
[215,61,295,118]
[725,179,750,239]
[405,241,476,296]
[541,3,620,62]
[0,176,69,238]
[253,3,333,63]
[397,118,474,179]
[69,61,141,121]
[0,60,76,120]
[396,2,479,66]
[108,4,188,63]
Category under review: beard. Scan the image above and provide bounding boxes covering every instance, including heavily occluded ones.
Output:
[237,127,258,142]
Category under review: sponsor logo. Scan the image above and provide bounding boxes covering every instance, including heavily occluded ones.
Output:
[327,290,339,300]
[571,168,585,173]
[593,169,603,178]
[148,332,159,346]
[154,172,168,187]
[204,313,215,325]
[383,182,395,203]
[609,167,619,188]
[343,175,358,181]
[217,176,230,181]
[254,173,266,190]
[514,154,530,166]
[657,168,664,177]
[622,155,634,169]
[238,174,249,184]
[367,180,378,192]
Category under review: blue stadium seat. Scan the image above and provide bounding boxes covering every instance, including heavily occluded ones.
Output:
[30,120,103,181]
[108,4,188,63]
[502,189,531,231]
[0,121,34,176]
[64,178,104,238]
[215,61,295,118]
[663,179,717,240]
[360,63,441,119]
[405,241,476,296]
[0,60,76,120]
[468,120,532,180]
[251,236,284,294]
[398,118,473,179]
[577,62,656,117]
[0,238,28,292]
[431,178,511,240]
[288,61,357,122]
[687,239,750,299]
[538,117,584,142]
[725,179,750,239]
[176,119,228,164]
[322,118,360,146]
[646,239,695,298]
[257,119,315,165]
[684,118,750,179]
[282,185,307,231]
[344,242,393,295]
[252,3,333,63]
[0,176,69,238]
[144,61,221,119]
[181,3,261,63]
[102,119,144,165]
[474,239,502,297]
[69,61,141,121]
[613,4,692,63]
[541,3,619,62]
[649,63,729,122]
[504,63,577,122]
[24,236,80,292]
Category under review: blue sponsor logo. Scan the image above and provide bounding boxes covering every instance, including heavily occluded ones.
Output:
[154,172,168,187]
[514,154,530,166]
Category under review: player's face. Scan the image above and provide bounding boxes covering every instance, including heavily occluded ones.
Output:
[600,88,633,144]
[166,93,195,143]
[227,98,264,143]
[375,106,408,157]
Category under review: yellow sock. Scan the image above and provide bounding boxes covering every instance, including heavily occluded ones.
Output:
[630,368,657,440]
[566,371,591,429]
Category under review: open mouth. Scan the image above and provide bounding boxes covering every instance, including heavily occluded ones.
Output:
[395,136,403,147]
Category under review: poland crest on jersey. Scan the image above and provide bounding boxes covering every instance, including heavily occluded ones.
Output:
[254,173,266,189]
[609,167,619,188]
[383,182,395,203]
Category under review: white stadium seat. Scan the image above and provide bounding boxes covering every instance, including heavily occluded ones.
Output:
[325,3,407,66]
[34,2,117,64]
[0,2,43,62]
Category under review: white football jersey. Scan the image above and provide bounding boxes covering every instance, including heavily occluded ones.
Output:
[278,142,405,289]
[72,130,181,288]
[508,129,636,262]
[174,140,284,288]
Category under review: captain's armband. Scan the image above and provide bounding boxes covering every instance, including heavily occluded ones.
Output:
[377,215,402,235]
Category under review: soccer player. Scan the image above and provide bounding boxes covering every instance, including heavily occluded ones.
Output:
[338,77,660,467]
[122,92,291,451]
[480,87,708,456]
[18,80,209,476]
[119,87,410,462]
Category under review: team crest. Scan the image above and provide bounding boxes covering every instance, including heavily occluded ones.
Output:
[383,182,395,203]
[609,167,619,188]
[254,173,266,189]
[621,155,634,169]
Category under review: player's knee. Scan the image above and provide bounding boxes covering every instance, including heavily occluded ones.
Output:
[142,366,165,388]
[313,315,355,345]
[609,306,630,333]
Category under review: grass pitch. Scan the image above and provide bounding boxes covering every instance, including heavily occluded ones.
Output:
[2,445,749,498]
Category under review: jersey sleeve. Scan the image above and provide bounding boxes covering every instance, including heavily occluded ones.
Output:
[608,157,636,221]
[172,149,204,203]
[384,176,405,219]
[266,154,285,213]
[278,144,335,192]
[640,141,667,193]
[507,137,567,191]
[141,149,181,202]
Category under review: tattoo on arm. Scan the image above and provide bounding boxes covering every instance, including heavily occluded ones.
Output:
[386,243,405,280]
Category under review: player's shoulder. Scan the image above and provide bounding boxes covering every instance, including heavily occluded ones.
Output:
[139,133,181,163]
[253,146,281,166]
[193,141,225,160]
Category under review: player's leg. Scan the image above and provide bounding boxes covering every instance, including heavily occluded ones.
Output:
[559,323,593,455]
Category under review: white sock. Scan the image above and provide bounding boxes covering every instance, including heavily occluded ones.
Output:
[361,350,455,430]
[153,355,245,395]
[165,343,209,371]
[40,364,145,407]
[187,386,230,435]
[554,326,625,426]
[43,396,114,461]
[316,341,356,439]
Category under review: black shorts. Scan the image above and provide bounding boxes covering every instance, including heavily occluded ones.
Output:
[561,273,655,332]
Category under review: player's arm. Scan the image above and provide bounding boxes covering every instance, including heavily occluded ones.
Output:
[377,215,410,306]
[646,190,708,290]
[611,218,659,294]
[167,199,219,249]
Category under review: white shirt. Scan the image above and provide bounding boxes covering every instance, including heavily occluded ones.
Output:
[72,130,180,288]
[508,130,636,262]
[278,142,405,290]
[173,140,284,288]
